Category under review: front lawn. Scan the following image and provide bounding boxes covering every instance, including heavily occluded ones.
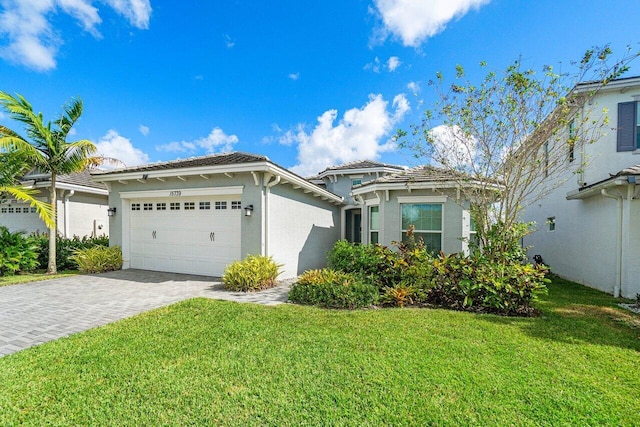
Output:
[0,270,77,287]
[0,277,638,425]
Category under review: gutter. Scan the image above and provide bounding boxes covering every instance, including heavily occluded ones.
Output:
[63,190,75,238]
[601,188,623,298]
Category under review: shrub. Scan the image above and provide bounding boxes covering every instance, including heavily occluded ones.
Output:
[289,269,379,309]
[223,255,282,292]
[69,246,123,274]
[0,226,39,276]
[327,240,402,289]
[379,284,426,307]
[33,233,109,270]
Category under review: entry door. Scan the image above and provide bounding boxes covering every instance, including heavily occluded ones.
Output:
[128,197,241,276]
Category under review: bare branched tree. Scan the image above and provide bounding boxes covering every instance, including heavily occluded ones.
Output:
[399,45,639,247]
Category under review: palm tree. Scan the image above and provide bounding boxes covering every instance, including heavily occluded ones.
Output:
[0,92,103,274]
[0,151,54,229]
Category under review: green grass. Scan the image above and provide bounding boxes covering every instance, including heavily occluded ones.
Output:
[0,270,78,287]
[0,277,638,425]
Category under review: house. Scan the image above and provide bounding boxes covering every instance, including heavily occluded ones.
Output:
[0,169,109,237]
[92,152,484,278]
[522,76,640,298]
[351,165,478,254]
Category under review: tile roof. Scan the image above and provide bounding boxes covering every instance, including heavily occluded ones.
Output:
[321,160,405,173]
[93,152,269,176]
[613,164,640,176]
[355,165,472,187]
[24,169,107,191]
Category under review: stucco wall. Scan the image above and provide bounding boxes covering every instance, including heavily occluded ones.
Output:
[268,185,340,277]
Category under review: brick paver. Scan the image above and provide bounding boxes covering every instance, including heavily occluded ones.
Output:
[0,269,291,357]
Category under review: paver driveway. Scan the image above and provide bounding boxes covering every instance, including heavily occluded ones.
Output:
[0,269,291,357]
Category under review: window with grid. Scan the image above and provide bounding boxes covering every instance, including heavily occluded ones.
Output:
[170,202,180,210]
[15,207,21,213]
[369,205,379,244]
[8,207,13,213]
[156,202,166,211]
[215,201,227,210]
[143,203,153,211]
[199,201,210,210]
[184,202,195,210]
[131,203,141,211]
[30,207,36,213]
[1,207,6,213]
[231,201,241,210]
[401,203,442,253]
[23,208,29,215]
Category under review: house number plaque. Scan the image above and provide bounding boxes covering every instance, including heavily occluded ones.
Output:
[169,191,182,197]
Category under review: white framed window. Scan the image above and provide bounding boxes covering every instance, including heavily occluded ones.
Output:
[170,202,180,211]
[199,201,210,210]
[547,217,556,232]
[131,203,141,211]
[351,178,362,187]
[401,203,443,252]
[8,207,14,213]
[30,207,36,213]
[156,202,166,211]
[143,203,153,211]
[215,201,227,210]
[23,208,29,215]
[1,207,6,213]
[369,205,379,244]
[231,201,241,210]
[15,207,21,213]
[184,202,195,210]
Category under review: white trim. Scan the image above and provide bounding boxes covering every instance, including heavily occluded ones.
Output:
[30,181,109,196]
[119,186,244,200]
[364,197,380,206]
[397,195,447,204]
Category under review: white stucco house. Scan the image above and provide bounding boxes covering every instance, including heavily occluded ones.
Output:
[0,169,109,237]
[522,76,640,298]
[92,153,482,278]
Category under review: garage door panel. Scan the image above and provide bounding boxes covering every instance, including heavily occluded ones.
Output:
[128,197,241,276]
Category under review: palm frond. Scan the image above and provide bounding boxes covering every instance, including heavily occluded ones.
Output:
[0,185,54,228]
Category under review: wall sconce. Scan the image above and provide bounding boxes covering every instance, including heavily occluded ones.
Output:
[107,207,117,217]
[244,205,254,217]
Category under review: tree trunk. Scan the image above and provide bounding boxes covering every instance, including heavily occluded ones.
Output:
[47,174,57,274]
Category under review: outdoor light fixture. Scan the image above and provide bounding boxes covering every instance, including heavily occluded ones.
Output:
[244,205,254,217]
[107,207,117,217]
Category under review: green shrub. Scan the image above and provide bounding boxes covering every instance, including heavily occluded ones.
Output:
[379,284,426,307]
[69,246,123,274]
[0,226,39,276]
[33,234,109,270]
[289,269,379,309]
[223,255,282,292]
[327,240,402,289]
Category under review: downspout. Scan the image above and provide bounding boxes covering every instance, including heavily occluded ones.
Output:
[63,190,75,238]
[263,174,281,256]
[601,188,623,297]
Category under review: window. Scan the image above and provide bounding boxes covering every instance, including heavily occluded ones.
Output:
[1,207,6,213]
[231,201,241,210]
[199,201,210,210]
[170,202,180,210]
[547,216,556,232]
[369,206,379,244]
[568,119,575,163]
[184,202,195,210]
[8,207,13,213]
[351,178,362,187]
[617,101,640,151]
[469,215,478,247]
[401,203,442,252]
[23,208,29,215]
[131,203,141,211]
[15,207,21,213]
[156,202,167,211]
[30,207,37,213]
[215,201,227,210]
[143,203,153,211]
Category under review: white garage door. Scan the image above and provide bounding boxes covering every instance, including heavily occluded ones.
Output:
[128,196,242,276]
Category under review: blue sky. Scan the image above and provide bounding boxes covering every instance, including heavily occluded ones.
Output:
[0,0,638,176]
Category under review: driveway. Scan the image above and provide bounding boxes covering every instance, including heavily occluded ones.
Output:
[0,269,292,357]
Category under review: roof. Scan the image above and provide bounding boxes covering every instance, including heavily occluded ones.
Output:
[23,169,107,192]
[356,165,472,186]
[566,163,640,200]
[93,152,269,176]
[613,164,640,177]
[320,160,405,173]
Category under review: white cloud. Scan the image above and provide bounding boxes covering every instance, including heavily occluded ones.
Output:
[286,94,410,176]
[372,0,490,47]
[138,124,149,136]
[0,0,152,71]
[364,56,381,73]
[156,127,239,154]
[288,72,300,81]
[407,81,421,95]
[223,34,235,48]
[429,125,477,169]
[67,127,77,136]
[95,129,150,167]
[387,56,401,72]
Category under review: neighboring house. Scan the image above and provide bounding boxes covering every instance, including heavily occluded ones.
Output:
[351,165,478,254]
[91,152,344,278]
[308,160,405,243]
[522,76,640,298]
[0,169,109,237]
